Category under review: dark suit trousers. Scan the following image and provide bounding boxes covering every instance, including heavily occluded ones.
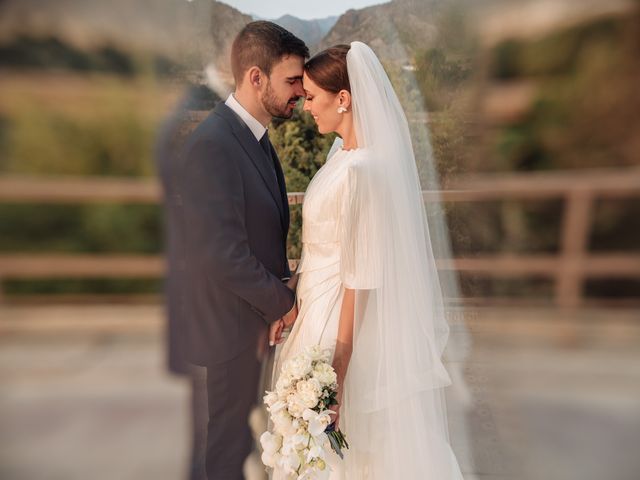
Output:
[205,343,262,480]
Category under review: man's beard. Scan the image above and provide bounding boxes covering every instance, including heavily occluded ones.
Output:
[262,81,297,119]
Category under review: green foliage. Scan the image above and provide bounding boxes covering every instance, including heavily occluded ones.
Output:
[270,109,337,259]
[489,17,621,79]
[0,35,179,76]
[270,109,336,190]
[415,48,472,112]
[0,204,161,253]
[487,14,640,171]
[2,96,156,177]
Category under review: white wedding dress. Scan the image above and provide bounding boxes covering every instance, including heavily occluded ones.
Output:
[269,41,464,480]
[272,146,365,479]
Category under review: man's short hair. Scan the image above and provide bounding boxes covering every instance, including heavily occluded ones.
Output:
[231,21,309,85]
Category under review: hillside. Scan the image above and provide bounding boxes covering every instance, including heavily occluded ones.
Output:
[318,0,451,62]
[273,14,338,48]
[0,0,252,81]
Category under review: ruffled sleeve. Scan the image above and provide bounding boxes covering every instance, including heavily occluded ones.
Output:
[339,152,382,289]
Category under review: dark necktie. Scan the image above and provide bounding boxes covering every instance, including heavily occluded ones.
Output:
[259,132,279,186]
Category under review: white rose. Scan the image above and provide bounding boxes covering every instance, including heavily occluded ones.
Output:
[286,354,313,379]
[275,373,294,395]
[312,363,337,386]
[286,393,307,418]
[305,345,325,361]
[296,378,322,408]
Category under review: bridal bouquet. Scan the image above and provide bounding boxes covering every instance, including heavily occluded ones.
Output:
[260,345,349,479]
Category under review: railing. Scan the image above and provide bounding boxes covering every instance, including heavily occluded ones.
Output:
[1,167,639,307]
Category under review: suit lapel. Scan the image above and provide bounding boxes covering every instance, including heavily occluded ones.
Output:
[213,103,285,221]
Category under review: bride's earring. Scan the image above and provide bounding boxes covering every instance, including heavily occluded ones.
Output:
[337,106,347,114]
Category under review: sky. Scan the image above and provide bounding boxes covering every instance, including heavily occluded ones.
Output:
[217,0,389,20]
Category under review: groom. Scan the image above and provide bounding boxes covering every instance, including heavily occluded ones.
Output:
[179,21,308,479]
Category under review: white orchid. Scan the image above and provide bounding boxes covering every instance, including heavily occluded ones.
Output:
[279,451,301,475]
[263,391,278,407]
[306,443,325,462]
[303,408,333,437]
[260,431,282,454]
[261,449,281,469]
[267,397,286,413]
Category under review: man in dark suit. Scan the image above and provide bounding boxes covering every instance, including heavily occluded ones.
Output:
[178,22,308,479]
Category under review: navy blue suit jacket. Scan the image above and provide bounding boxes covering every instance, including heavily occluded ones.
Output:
[177,102,294,366]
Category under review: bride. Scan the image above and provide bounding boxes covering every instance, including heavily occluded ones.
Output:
[268,41,464,479]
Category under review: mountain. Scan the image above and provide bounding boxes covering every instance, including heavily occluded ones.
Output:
[0,0,252,86]
[318,0,451,62]
[272,14,339,48]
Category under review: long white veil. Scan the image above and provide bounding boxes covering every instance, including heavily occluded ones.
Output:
[341,41,464,479]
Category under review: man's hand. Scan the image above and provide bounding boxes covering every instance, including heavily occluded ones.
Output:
[269,319,284,347]
[268,302,298,346]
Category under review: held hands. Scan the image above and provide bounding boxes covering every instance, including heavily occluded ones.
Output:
[281,301,298,329]
[269,302,298,346]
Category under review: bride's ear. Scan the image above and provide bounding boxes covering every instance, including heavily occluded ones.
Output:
[337,90,352,111]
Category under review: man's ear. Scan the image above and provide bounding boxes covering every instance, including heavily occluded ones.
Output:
[247,66,263,88]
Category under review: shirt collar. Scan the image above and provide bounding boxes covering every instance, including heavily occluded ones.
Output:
[225,93,267,141]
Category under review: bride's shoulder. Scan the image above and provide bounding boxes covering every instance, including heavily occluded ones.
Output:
[342,147,373,169]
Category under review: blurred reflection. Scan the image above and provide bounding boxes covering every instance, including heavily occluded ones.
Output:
[156,86,216,480]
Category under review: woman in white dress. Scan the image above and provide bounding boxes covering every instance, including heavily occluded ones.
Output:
[269,42,464,479]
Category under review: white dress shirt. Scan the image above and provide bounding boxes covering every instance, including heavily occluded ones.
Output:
[225,93,267,141]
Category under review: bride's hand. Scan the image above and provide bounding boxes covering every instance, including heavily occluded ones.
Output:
[330,387,343,430]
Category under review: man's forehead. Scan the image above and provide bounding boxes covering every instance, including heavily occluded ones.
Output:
[273,54,305,74]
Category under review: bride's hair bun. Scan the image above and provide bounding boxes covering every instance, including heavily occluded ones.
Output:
[304,44,351,94]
